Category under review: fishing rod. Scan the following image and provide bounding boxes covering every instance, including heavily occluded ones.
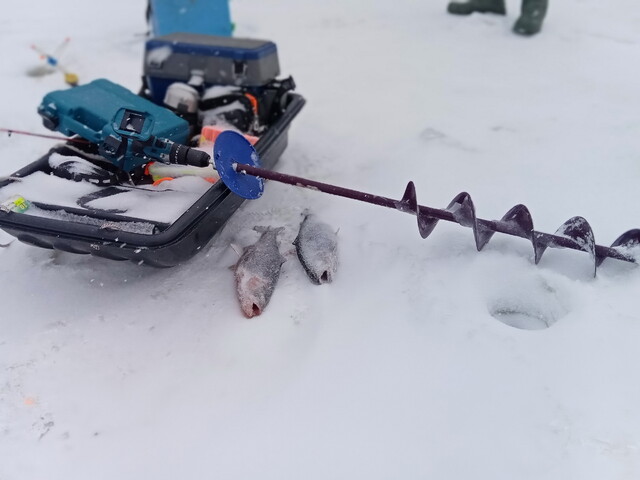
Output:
[0,128,89,144]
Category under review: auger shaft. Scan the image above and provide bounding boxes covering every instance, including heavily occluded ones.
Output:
[233,162,639,271]
[235,162,427,211]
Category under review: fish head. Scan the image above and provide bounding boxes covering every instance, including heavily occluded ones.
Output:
[236,273,269,318]
[298,242,338,285]
[318,267,334,284]
[311,258,337,284]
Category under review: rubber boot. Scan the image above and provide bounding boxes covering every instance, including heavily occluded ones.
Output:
[447,0,506,15]
[513,0,548,35]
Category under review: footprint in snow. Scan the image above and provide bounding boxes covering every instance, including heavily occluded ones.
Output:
[418,127,478,152]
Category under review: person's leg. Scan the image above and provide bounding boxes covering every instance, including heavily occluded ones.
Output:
[513,0,548,35]
[447,0,506,15]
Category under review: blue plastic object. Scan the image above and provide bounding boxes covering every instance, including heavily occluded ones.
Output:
[37,79,192,172]
[148,0,233,37]
[38,79,189,145]
[214,131,264,200]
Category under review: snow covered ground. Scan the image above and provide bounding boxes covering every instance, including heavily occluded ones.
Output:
[1,0,640,478]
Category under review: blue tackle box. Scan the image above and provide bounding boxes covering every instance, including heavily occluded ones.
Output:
[38,79,190,145]
[144,33,280,105]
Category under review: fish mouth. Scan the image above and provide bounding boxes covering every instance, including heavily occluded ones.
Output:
[318,270,332,284]
[242,302,263,318]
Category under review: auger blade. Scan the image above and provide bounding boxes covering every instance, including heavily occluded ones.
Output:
[445,192,493,251]
[399,182,439,239]
[398,182,417,213]
[534,217,597,276]
[596,228,640,267]
[500,204,534,240]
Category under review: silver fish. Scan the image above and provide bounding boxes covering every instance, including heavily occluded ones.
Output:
[293,213,338,285]
[233,227,286,318]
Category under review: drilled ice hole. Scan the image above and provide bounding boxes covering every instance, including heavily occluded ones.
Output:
[486,276,568,330]
[490,302,555,330]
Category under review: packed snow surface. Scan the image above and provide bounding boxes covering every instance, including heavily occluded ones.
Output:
[1,1,640,479]
[0,153,212,224]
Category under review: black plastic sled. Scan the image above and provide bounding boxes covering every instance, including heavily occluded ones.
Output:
[0,93,305,267]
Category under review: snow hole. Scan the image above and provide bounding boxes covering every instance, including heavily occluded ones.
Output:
[486,276,569,330]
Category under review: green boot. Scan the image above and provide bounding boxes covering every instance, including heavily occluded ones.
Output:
[513,0,548,35]
[447,0,506,15]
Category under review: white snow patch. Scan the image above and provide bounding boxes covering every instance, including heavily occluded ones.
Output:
[145,45,172,67]
[1,1,640,479]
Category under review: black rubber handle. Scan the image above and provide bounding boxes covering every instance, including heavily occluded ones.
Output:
[169,143,211,167]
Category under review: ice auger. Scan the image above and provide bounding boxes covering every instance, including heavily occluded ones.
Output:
[213,131,640,276]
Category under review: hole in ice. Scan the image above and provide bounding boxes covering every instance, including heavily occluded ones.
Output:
[486,276,568,330]
[489,305,553,330]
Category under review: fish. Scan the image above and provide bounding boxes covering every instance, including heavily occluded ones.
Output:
[293,212,338,285]
[232,226,286,318]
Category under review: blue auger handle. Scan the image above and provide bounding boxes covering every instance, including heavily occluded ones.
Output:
[213,131,264,200]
